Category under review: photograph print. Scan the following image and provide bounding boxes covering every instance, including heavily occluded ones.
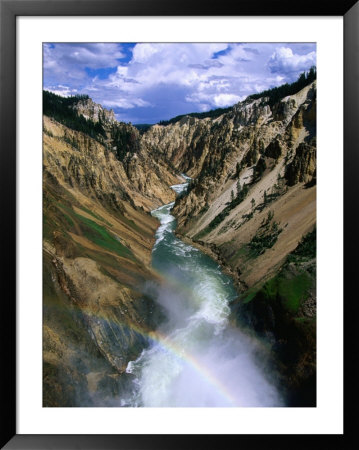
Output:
[42,42,316,407]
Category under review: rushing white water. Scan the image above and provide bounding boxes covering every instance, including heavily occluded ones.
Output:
[122,177,283,407]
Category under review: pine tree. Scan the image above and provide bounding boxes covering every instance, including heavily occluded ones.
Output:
[236,180,241,196]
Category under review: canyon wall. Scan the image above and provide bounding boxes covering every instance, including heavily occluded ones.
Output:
[43,78,317,405]
[42,101,181,406]
[146,81,317,404]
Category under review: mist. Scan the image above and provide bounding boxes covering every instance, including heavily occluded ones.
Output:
[121,188,284,407]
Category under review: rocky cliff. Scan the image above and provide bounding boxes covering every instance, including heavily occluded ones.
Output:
[43,75,317,406]
[151,80,317,405]
[71,95,116,123]
[42,96,182,406]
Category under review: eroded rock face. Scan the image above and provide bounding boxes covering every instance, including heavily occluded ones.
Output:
[151,81,317,406]
[43,114,176,406]
[170,81,316,236]
[43,116,178,211]
[142,83,316,213]
[71,97,116,123]
[285,141,316,186]
[43,80,317,406]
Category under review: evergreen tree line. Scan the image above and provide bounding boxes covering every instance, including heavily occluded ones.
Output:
[43,90,144,162]
[156,67,316,127]
[247,66,316,107]
[110,124,140,161]
[133,124,153,134]
[43,90,106,140]
[157,106,233,126]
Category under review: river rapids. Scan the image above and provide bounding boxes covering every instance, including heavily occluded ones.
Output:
[121,177,282,407]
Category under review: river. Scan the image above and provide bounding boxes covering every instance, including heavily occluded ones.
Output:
[122,177,282,407]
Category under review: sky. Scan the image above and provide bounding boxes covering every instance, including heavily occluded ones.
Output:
[43,43,316,124]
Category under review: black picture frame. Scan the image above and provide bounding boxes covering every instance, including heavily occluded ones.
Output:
[1,0,358,448]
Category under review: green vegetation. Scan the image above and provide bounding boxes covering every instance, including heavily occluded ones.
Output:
[244,270,312,314]
[43,91,106,140]
[242,287,257,304]
[234,245,316,406]
[271,272,312,312]
[110,123,140,161]
[243,227,316,309]
[43,90,143,163]
[287,228,316,263]
[248,217,282,257]
[133,124,153,134]
[236,179,241,194]
[78,206,112,227]
[234,162,242,178]
[74,213,135,260]
[247,66,316,107]
[44,185,136,262]
[253,156,267,181]
[155,68,315,130]
[61,211,75,227]
[158,106,233,126]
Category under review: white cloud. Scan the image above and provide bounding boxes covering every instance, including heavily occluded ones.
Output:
[100,43,256,113]
[132,43,160,63]
[43,43,125,81]
[102,97,151,109]
[268,47,316,74]
[44,42,317,123]
[213,93,243,107]
[107,44,230,90]
[46,85,78,97]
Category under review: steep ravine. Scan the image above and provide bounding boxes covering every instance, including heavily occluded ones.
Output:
[43,112,182,406]
[167,82,317,405]
[122,180,283,407]
[43,78,316,406]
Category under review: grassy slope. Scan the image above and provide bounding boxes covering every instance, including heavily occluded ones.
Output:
[231,228,316,405]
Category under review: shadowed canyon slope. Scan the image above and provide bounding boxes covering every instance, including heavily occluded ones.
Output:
[43,74,316,406]
[43,96,182,406]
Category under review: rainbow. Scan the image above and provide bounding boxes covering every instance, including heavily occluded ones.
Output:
[77,301,239,406]
[144,328,239,406]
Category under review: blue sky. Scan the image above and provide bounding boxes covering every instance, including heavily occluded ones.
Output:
[43,43,316,124]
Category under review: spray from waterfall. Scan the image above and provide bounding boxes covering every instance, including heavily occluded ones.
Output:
[121,178,283,407]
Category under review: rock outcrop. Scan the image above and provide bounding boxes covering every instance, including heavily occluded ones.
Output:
[156,81,317,405]
[285,141,316,186]
[171,82,317,288]
[43,107,180,406]
[71,96,116,123]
